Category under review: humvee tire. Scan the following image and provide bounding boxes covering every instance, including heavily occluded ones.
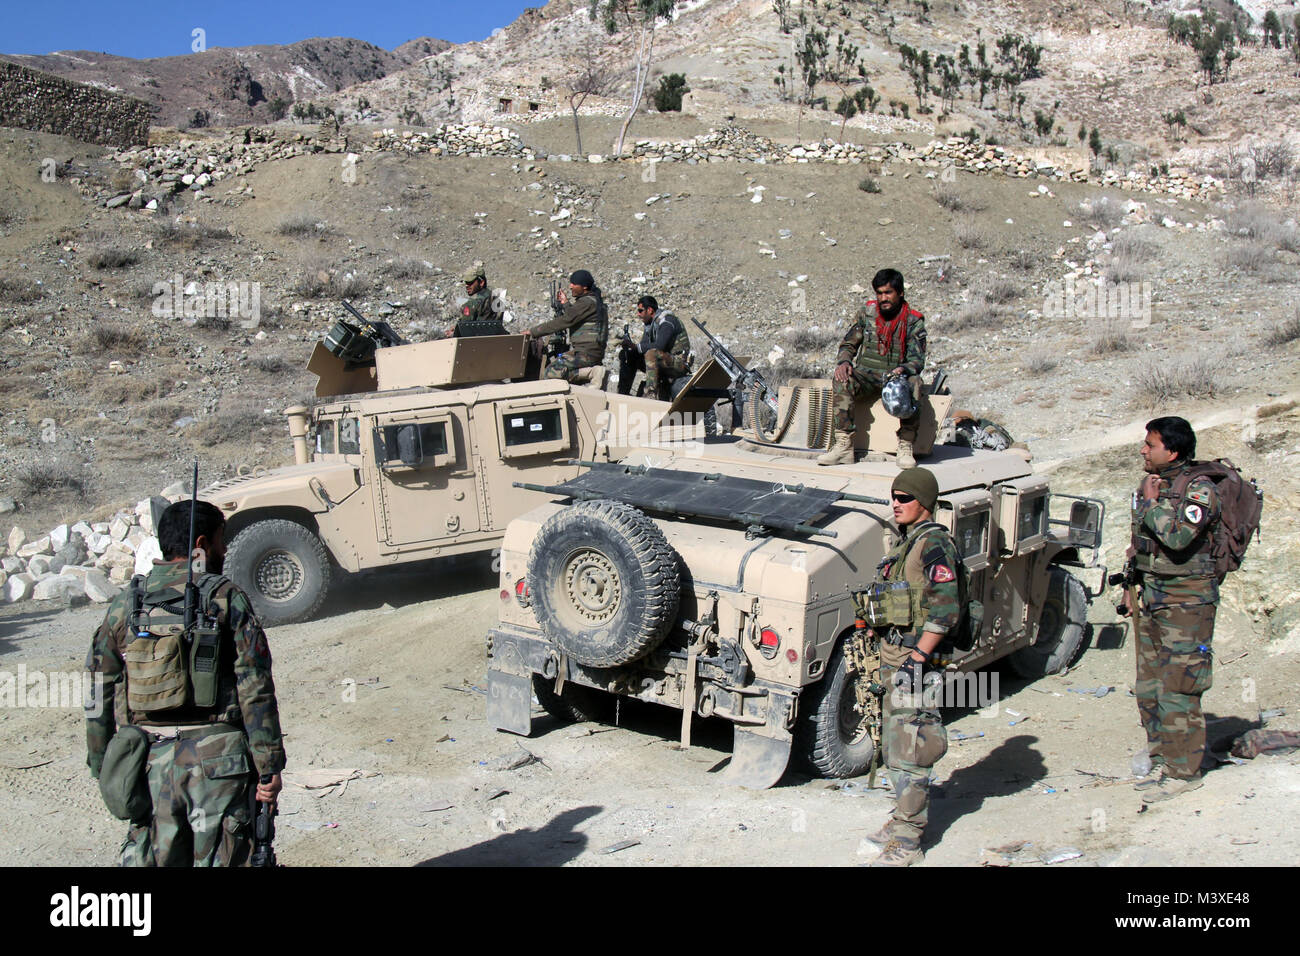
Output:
[531,674,615,724]
[796,638,878,777]
[226,519,331,626]
[1009,566,1088,679]
[527,499,680,667]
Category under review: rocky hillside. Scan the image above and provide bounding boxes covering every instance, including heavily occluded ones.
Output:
[0,36,449,129]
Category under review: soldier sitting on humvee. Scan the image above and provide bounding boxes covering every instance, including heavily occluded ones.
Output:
[617,296,691,400]
[445,263,505,337]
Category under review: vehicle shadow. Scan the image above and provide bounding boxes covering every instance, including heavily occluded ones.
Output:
[313,553,498,621]
[924,734,1048,848]
[415,805,602,866]
[0,605,68,658]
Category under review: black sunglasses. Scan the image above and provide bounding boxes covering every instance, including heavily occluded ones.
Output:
[891,492,916,503]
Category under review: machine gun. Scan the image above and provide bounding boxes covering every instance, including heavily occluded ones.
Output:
[323,301,405,367]
[548,279,565,317]
[688,318,778,418]
[249,774,278,867]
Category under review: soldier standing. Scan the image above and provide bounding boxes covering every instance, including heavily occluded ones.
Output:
[529,269,608,381]
[859,468,956,866]
[86,500,286,866]
[446,263,503,337]
[1130,416,1221,803]
[617,295,691,400]
[819,268,926,468]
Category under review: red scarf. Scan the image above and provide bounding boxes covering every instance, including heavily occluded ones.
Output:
[874,300,909,358]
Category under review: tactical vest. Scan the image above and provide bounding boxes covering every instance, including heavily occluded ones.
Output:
[569,291,609,355]
[123,573,228,718]
[859,521,946,635]
[658,311,690,358]
[1130,472,1217,578]
[855,303,921,374]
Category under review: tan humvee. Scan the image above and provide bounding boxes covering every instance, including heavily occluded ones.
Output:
[204,333,697,625]
[486,360,1108,788]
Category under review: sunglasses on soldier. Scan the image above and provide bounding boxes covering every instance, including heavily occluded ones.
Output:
[891,492,916,503]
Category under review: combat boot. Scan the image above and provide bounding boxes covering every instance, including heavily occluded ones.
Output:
[896,439,916,469]
[857,822,893,855]
[867,838,924,867]
[817,430,855,466]
[1141,775,1203,804]
[1132,767,1165,791]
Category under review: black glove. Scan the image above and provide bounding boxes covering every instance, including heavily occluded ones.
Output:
[892,657,923,695]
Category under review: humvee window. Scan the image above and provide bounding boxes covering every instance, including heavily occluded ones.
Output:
[955,510,990,563]
[338,417,361,455]
[315,419,336,456]
[1018,492,1048,544]
[374,422,450,468]
[503,408,563,446]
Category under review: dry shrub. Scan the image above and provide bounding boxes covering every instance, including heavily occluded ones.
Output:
[191,406,276,446]
[1081,196,1124,229]
[276,213,332,237]
[768,358,824,389]
[932,187,984,212]
[1223,242,1274,273]
[979,277,1020,304]
[192,313,232,331]
[858,176,881,193]
[85,244,140,269]
[1134,354,1225,404]
[91,321,148,351]
[1091,314,1133,354]
[949,296,1001,332]
[248,354,291,373]
[89,377,136,406]
[1263,309,1300,348]
[336,271,375,298]
[395,217,432,238]
[380,256,431,279]
[782,326,840,353]
[1225,202,1300,251]
[0,276,43,303]
[1008,249,1038,272]
[142,402,190,427]
[14,459,89,497]
[953,217,987,249]
[153,220,232,247]
[1025,349,1059,375]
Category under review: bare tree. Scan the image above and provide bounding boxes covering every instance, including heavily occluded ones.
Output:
[592,0,678,157]
[568,53,612,156]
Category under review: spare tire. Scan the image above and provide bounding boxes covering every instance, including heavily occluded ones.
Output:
[527,499,680,667]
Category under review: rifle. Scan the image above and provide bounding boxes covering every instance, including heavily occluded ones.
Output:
[1107,556,1139,628]
[688,317,778,418]
[183,461,220,708]
[548,279,564,317]
[249,774,278,867]
[341,300,404,349]
[844,622,884,788]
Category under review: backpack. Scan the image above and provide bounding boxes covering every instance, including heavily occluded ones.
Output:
[123,573,227,714]
[1167,459,1263,580]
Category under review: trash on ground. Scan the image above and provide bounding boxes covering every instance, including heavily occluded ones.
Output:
[601,839,640,855]
[419,800,454,812]
[1230,728,1300,759]
[1041,847,1083,865]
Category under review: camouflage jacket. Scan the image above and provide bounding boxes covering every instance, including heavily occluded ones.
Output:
[532,290,608,356]
[459,288,499,325]
[638,310,690,358]
[835,300,927,381]
[85,562,287,778]
[875,520,961,639]
[1130,461,1221,606]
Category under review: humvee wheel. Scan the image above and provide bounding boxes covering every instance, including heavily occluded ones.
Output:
[226,519,331,626]
[1009,566,1088,679]
[796,639,879,778]
[528,499,680,667]
[531,674,615,724]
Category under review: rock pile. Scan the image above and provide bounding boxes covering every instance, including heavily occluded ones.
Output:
[368,124,534,158]
[2,488,184,608]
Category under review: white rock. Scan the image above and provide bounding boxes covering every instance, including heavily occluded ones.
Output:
[1,557,22,574]
[72,521,94,539]
[162,481,186,497]
[59,566,90,583]
[110,518,130,541]
[91,522,110,534]
[588,155,604,164]
[134,537,163,575]
[28,556,52,576]
[84,570,119,604]
[108,565,133,586]
[8,527,25,552]
[97,546,136,570]
[17,536,52,558]
[5,572,35,603]
[88,533,112,555]
[34,576,80,601]
[50,524,70,550]
[126,531,147,553]
[0,569,5,588]
[634,212,647,221]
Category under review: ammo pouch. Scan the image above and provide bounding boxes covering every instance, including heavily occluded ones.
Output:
[857,581,914,629]
[125,574,227,714]
[98,725,152,821]
[124,632,189,713]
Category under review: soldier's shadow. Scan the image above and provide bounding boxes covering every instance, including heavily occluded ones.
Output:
[415,805,601,867]
[924,735,1046,848]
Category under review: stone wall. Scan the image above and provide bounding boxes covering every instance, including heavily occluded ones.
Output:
[0,61,152,147]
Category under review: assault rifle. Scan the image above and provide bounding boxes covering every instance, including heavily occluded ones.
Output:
[1107,556,1138,620]
[688,317,779,418]
[548,279,564,317]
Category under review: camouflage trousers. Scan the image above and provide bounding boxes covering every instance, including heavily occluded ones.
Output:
[832,368,920,440]
[543,349,604,382]
[121,724,255,867]
[878,644,949,846]
[618,347,689,399]
[1134,596,1217,780]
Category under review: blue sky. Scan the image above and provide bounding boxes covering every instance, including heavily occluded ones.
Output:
[3,1,538,58]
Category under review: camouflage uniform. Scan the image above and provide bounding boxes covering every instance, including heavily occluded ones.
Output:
[534,290,609,382]
[870,520,959,853]
[454,287,500,333]
[620,310,691,399]
[833,300,926,438]
[1131,462,1221,781]
[86,562,286,866]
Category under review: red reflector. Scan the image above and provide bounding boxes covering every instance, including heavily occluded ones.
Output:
[515,579,528,596]
[786,648,799,663]
[759,628,779,647]
[499,589,509,601]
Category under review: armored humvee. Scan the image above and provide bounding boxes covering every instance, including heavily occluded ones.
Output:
[204,330,697,625]
[486,359,1108,788]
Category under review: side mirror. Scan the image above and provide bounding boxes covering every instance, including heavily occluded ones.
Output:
[1068,499,1102,549]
